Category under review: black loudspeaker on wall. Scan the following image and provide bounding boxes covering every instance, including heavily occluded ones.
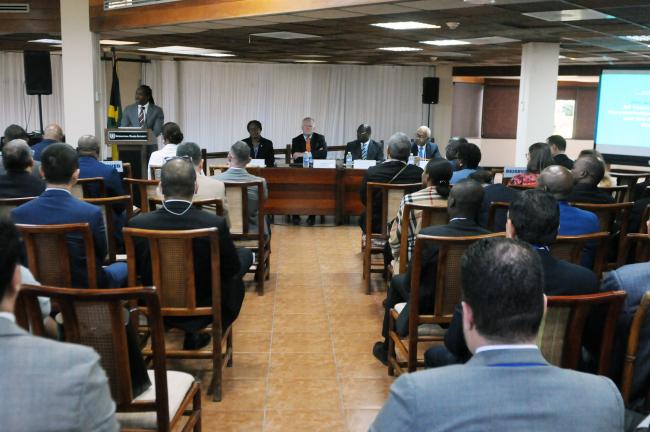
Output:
[24,51,52,95]
[422,77,439,104]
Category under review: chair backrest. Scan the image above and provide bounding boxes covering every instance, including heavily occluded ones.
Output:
[621,291,650,408]
[571,202,633,235]
[366,182,422,238]
[508,184,536,191]
[15,285,171,428]
[618,233,650,266]
[84,195,134,262]
[222,181,265,238]
[551,231,609,277]
[538,290,626,376]
[16,222,98,288]
[598,185,628,203]
[640,204,650,234]
[124,178,159,213]
[398,203,449,274]
[0,196,36,218]
[72,177,106,199]
[208,165,228,176]
[486,201,510,231]
[150,197,224,218]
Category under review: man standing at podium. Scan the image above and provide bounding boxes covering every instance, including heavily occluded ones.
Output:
[121,85,164,137]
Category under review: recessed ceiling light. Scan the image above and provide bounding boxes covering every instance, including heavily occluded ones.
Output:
[295,54,330,58]
[462,36,518,45]
[420,40,470,46]
[294,59,327,63]
[378,47,423,52]
[100,40,139,46]
[371,21,440,30]
[28,38,62,44]
[250,31,321,40]
[523,9,614,22]
[138,46,234,57]
[623,35,650,42]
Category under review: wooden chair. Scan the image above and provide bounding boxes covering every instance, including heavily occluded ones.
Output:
[388,232,504,375]
[397,203,449,274]
[571,202,633,253]
[72,177,106,199]
[599,185,628,203]
[551,232,609,278]
[222,181,269,295]
[208,165,228,176]
[538,291,626,377]
[84,195,134,262]
[639,204,650,234]
[0,196,36,218]
[617,233,650,267]
[620,291,650,408]
[15,285,201,432]
[150,197,224,217]
[508,184,536,191]
[150,165,162,181]
[123,227,232,401]
[486,201,510,232]
[121,162,132,192]
[124,178,160,213]
[16,222,98,288]
[363,182,422,294]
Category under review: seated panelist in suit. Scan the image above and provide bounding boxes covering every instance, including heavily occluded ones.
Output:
[344,124,384,162]
[0,139,45,198]
[411,125,441,160]
[372,237,624,432]
[242,120,275,167]
[11,143,128,288]
[120,84,164,137]
[31,123,64,162]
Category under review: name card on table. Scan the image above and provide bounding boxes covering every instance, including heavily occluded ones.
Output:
[418,159,429,169]
[503,166,527,179]
[101,160,123,173]
[312,159,336,169]
[247,159,266,167]
[353,160,376,170]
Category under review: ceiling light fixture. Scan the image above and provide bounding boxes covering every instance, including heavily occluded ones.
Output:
[522,9,614,22]
[371,21,440,30]
[28,38,62,44]
[100,39,140,46]
[294,59,327,63]
[420,40,470,46]
[138,46,234,57]
[250,31,321,39]
[623,35,650,42]
[378,47,423,52]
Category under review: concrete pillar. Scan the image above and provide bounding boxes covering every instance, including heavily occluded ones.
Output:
[515,43,560,166]
[432,65,453,153]
[60,0,102,147]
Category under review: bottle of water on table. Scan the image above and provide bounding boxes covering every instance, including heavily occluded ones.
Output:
[303,151,312,168]
[345,152,353,169]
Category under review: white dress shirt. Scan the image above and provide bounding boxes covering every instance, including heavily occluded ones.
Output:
[475,344,538,354]
[147,144,178,179]
[138,102,149,123]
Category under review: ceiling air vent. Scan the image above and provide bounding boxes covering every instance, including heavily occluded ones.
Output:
[0,3,30,13]
[104,0,179,11]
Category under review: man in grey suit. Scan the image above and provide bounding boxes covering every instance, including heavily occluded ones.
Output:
[120,85,164,137]
[214,141,269,236]
[371,237,624,432]
[0,218,118,431]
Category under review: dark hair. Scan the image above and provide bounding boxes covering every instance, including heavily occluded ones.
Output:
[446,137,468,160]
[0,218,21,301]
[3,124,28,144]
[547,134,567,151]
[461,237,545,341]
[162,122,183,144]
[247,120,262,131]
[41,143,79,184]
[469,169,493,184]
[527,142,554,174]
[449,178,484,220]
[176,142,202,166]
[2,140,32,172]
[457,143,481,169]
[575,155,605,185]
[425,159,452,198]
[161,158,196,198]
[137,84,154,105]
[509,189,559,245]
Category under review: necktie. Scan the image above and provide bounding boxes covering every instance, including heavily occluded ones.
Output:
[361,142,368,160]
[306,136,311,153]
[419,146,425,158]
[138,106,145,127]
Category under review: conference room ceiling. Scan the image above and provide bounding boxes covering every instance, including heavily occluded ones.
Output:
[4,0,650,67]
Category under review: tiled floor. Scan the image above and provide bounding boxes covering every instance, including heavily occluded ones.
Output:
[193,224,394,431]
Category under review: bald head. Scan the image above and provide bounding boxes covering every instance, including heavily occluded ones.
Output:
[539,165,574,200]
[447,179,484,220]
[77,135,100,158]
[160,158,196,200]
[2,139,33,172]
[572,155,604,186]
[43,124,63,141]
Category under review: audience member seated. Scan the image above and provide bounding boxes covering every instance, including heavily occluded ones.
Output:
[469,169,518,232]
[388,159,451,270]
[424,189,599,369]
[372,179,489,365]
[242,120,275,167]
[411,126,440,160]
[214,141,270,236]
[371,236,624,432]
[11,143,128,288]
[450,142,481,184]
[147,122,183,179]
[579,149,614,188]
[0,218,118,431]
[345,124,384,162]
[568,154,615,204]
[0,139,45,198]
[32,123,64,161]
[359,132,423,234]
[0,125,41,178]
[127,158,253,350]
[548,134,573,169]
[509,142,554,187]
[444,136,468,170]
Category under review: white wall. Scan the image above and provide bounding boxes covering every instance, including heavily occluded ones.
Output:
[471,138,594,167]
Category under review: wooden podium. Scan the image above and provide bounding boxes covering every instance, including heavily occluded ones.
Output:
[104,128,156,179]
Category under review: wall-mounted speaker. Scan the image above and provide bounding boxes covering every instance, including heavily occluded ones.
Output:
[422,77,439,104]
[24,51,52,95]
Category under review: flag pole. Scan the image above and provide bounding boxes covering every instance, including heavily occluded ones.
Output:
[110,48,119,161]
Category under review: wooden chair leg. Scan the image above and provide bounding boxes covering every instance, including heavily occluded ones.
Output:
[211,329,224,402]
[193,384,202,432]
[256,254,265,296]
[227,331,233,367]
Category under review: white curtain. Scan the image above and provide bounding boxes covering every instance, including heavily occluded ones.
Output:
[143,60,434,154]
[0,52,65,134]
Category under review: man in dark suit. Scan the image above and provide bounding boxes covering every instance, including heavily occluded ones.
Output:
[469,170,518,232]
[0,139,45,198]
[127,158,253,350]
[120,85,164,137]
[424,189,599,368]
[31,123,63,161]
[411,125,441,160]
[242,120,275,167]
[548,134,573,169]
[568,154,615,204]
[359,132,423,234]
[11,143,127,288]
[345,124,384,162]
[373,179,489,365]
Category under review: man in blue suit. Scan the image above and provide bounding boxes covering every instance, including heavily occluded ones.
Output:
[410,126,441,160]
[11,143,127,288]
[31,123,63,161]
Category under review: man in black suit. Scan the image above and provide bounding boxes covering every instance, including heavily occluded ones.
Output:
[127,158,253,350]
[424,189,599,368]
[548,134,573,169]
[242,120,275,167]
[411,126,441,160]
[345,124,384,162]
[373,179,490,365]
[568,155,615,204]
[359,132,423,234]
[469,170,518,232]
[0,139,45,198]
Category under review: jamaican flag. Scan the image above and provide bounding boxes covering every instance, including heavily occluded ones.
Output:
[107,61,121,160]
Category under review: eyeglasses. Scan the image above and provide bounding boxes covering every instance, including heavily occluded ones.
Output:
[163,155,192,164]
